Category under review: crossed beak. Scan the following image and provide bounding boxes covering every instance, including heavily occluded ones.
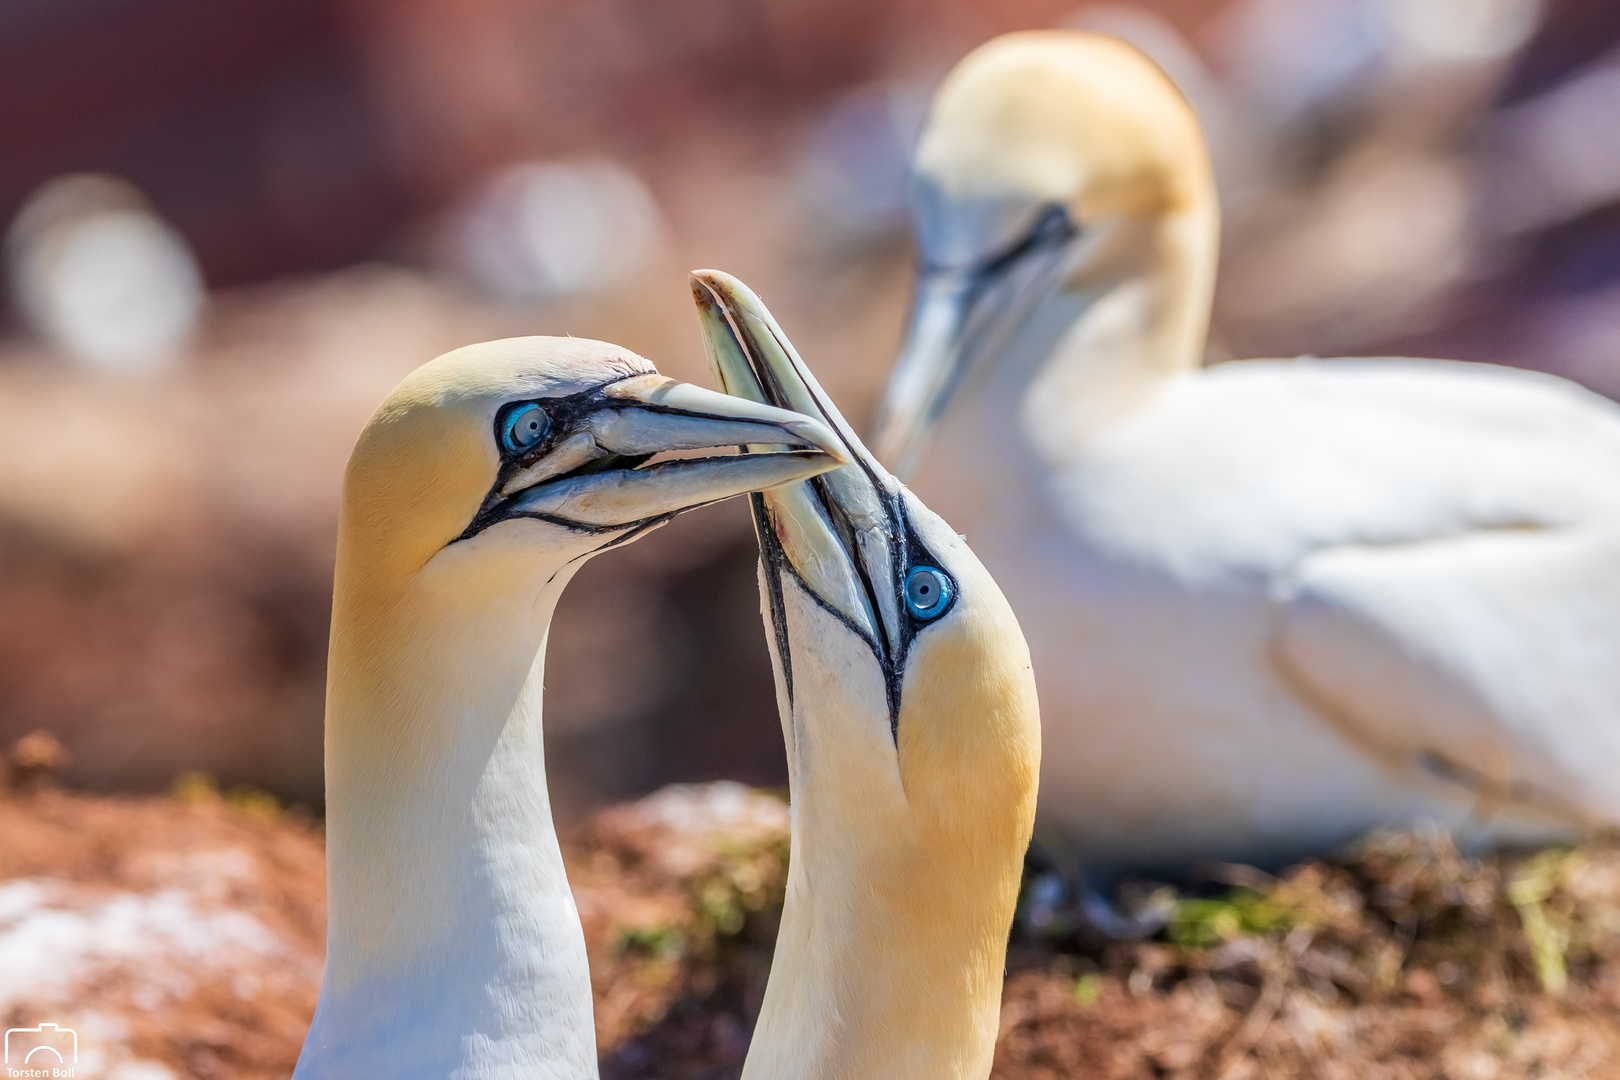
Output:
[465,373,849,537]
[690,269,917,704]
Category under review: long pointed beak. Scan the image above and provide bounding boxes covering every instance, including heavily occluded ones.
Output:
[691,269,908,666]
[872,206,1082,475]
[491,374,848,532]
[870,269,978,476]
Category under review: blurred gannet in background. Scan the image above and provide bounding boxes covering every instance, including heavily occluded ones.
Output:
[293,338,843,1079]
[693,271,1040,1079]
[874,31,1620,877]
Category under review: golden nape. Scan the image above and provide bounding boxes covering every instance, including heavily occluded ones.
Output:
[693,269,1040,1080]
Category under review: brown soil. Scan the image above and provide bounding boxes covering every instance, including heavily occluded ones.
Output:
[3,773,1618,1080]
[0,782,324,1080]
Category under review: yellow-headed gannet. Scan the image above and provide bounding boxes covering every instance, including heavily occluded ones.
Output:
[293,337,844,1079]
[693,271,1040,1079]
[874,30,1620,875]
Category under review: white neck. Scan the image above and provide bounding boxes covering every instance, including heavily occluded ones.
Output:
[1017,204,1216,459]
[296,545,596,1080]
[740,595,1028,1080]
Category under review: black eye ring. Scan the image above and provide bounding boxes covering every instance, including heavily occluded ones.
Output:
[500,402,550,455]
[904,565,952,620]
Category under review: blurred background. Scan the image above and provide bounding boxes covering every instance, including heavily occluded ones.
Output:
[2,0,1619,821]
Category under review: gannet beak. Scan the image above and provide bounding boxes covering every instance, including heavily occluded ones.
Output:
[464,373,848,537]
[691,270,915,686]
[872,204,1080,474]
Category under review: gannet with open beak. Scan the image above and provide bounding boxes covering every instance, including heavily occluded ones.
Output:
[293,337,844,1079]
[875,30,1620,873]
[693,271,1040,1079]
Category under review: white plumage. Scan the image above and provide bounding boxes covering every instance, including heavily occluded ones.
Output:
[293,337,841,1078]
[877,31,1620,870]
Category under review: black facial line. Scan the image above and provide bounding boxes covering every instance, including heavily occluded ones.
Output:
[893,500,960,657]
[766,495,959,744]
[759,321,894,500]
[751,321,964,633]
[723,307,901,713]
[580,512,679,557]
[753,466,959,747]
[716,304,965,744]
[753,499,886,712]
[494,372,644,461]
[976,203,1078,280]
[528,511,678,590]
[456,368,789,544]
[751,492,795,711]
[450,375,641,542]
[708,289,961,740]
[917,202,1078,279]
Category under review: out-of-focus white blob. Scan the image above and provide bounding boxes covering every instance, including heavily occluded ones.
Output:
[1377,0,1542,64]
[796,81,930,242]
[447,159,667,301]
[6,175,203,375]
[1487,50,1620,235]
[1213,0,1541,128]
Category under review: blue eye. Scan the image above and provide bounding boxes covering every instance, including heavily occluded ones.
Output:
[904,566,952,619]
[501,402,549,454]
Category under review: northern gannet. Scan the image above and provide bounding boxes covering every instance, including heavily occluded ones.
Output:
[294,336,843,1079]
[873,31,1620,873]
[692,271,1040,1079]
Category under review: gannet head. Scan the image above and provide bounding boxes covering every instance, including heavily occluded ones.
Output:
[328,335,847,813]
[692,271,1039,1074]
[874,30,1215,471]
[337,335,845,598]
[327,335,847,868]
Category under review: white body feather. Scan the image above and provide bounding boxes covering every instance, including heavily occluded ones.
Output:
[911,349,1620,867]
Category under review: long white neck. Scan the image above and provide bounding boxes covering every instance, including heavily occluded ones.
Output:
[741,590,1035,1080]
[1020,203,1216,458]
[296,551,596,1080]
[743,787,1015,1080]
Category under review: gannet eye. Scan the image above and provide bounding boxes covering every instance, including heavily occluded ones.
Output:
[904,566,952,619]
[501,402,550,454]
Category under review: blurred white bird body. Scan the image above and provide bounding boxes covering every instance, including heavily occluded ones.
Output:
[879,31,1620,869]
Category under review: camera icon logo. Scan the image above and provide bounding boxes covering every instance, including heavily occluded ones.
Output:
[4,1022,78,1066]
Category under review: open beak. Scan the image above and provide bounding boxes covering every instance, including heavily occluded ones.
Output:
[872,204,1080,475]
[464,373,848,538]
[691,269,920,722]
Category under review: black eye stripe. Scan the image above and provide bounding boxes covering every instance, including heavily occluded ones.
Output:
[489,373,648,466]
[919,203,1078,280]
[454,373,657,543]
[974,203,1078,280]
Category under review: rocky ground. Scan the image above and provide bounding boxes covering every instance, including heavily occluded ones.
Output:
[1,738,1617,1080]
